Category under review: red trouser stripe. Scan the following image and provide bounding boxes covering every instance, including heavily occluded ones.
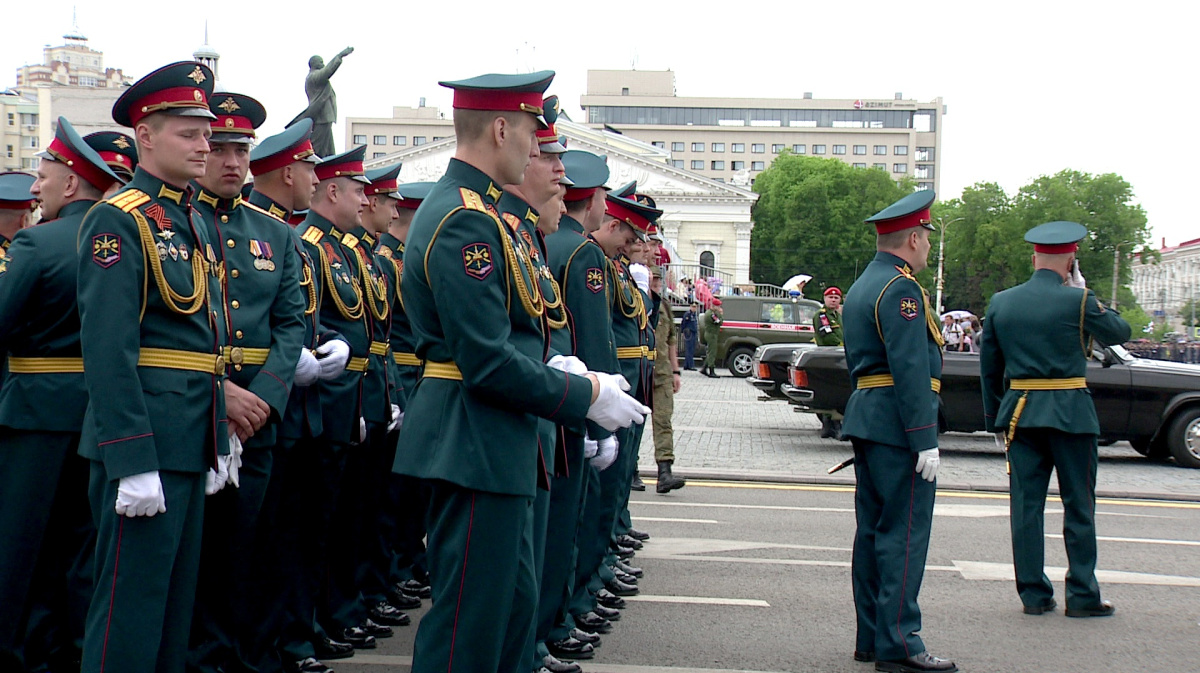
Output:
[100,517,125,672]
[447,493,476,673]
[896,470,916,657]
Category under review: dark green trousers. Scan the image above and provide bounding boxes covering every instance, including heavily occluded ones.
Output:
[0,430,92,672]
[564,463,603,624]
[82,466,206,673]
[1009,428,1101,610]
[536,430,587,650]
[412,481,535,673]
[850,439,936,661]
[614,420,646,537]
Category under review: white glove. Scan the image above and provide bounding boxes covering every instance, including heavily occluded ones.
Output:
[359,417,367,443]
[227,434,243,489]
[116,471,166,516]
[586,372,651,431]
[994,431,1007,449]
[294,349,320,387]
[1066,260,1086,289]
[315,339,351,380]
[388,404,403,432]
[591,435,619,471]
[915,448,940,482]
[205,455,230,496]
[547,355,588,376]
[584,437,599,459]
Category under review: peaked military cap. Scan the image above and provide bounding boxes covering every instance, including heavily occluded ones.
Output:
[365,163,403,199]
[209,92,267,142]
[83,131,138,182]
[0,171,36,209]
[396,181,435,210]
[865,189,936,234]
[38,117,121,191]
[314,145,370,184]
[440,70,555,128]
[562,150,609,202]
[612,180,636,199]
[240,181,255,200]
[113,61,217,127]
[1024,221,1088,254]
[251,118,321,176]
[559,173,575,187]
[605,192,662,241]
[536,95,566,153]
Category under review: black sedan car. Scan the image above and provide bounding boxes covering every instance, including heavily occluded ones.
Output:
[747,343,815,400]
[783,345,1200,468]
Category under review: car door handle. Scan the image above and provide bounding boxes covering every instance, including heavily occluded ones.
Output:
[759,323,771,328]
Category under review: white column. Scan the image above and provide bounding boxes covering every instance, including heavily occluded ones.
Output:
[734,222,752,285]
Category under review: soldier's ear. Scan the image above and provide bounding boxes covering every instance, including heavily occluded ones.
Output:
[281,164,294,187]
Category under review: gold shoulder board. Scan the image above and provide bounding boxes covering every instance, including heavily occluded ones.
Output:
[301,225,324,245]
[342,233,360,249]
[459,188,487,213]
[107,189,151,213]
[243,201,283,222]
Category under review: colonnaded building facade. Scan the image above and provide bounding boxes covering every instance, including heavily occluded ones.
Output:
[1131,237,1200,332]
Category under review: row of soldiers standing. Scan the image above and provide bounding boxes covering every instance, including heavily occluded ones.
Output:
[0,60,676,673]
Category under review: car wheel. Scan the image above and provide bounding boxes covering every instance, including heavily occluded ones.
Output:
[727,348,755,378]
[1166,407,1200,469]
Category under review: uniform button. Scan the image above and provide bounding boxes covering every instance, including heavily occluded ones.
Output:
[226,239,235,248]
[234,364,243,372]
[231,300,240,309]
[235,330,244,339]
[221,215,229,223]
[230,269,239,278]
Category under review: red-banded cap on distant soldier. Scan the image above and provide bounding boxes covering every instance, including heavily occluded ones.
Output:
[439,70,555,129]
[37,117,121,192]
[864,189,936,234]
[208,92,267,144]
[112,61,217,128]
[83,131,138,184]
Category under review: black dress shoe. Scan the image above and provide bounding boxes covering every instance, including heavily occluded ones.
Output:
[357,618,393,638]
[569,628,601,646]
[388,586,422,610]
[614,545,636,560]
[604,578,638,596]
[398,578,432,599]
[627,527,650,542]
[286,657,333,673]
[313,637,354,660]
[1023,598,1057,615]
[543,653,583,673]
[616,534,644,550]
[613,568,638,585]
[1066,599,1115,618]
[593,603,621,621]
[371,601,411,626]
[614,559,644,578]
[875,651,957,672]
[575,611,613,634]
[546,637,594,660]
[631,474,646,491]
[854,650,876,663]
[597,588,626,609]
[340,627,376,649]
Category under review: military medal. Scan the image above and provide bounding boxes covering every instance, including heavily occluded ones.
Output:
[156,241,168,261]
[169,243,179,261]
[179,243,189,261]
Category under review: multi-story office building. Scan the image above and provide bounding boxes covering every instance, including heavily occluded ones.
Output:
[346,103,455,160]
[579,69,944,192]
[0,90,41,172]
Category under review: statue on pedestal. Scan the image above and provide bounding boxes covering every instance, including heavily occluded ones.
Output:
[288,47,354,158]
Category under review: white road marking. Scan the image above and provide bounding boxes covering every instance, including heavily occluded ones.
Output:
[633,516,720,524]
[1047,533,1200,547]
[951,560,1200,587]
[638,537,850,556]
[625,594,770,607]
[632,500,854,514]
[634,500,1169,519]
[346,653,791,672]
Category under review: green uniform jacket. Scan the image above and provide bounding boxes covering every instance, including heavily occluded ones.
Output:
[299,211,371,446]
[193,188,306,449]
[377,232,415,409]
[543,214,619,441]
[77,169,228,478]
[347,227,394,426]
[980,268,1132,434]
[701,309,722,342]
[841,252,942,452]
[813,307,843,346]
[0,199,95,431]
[393,158,592,497]
[612,256,651,404]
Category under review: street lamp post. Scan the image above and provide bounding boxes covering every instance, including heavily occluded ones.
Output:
[934,216,964,315]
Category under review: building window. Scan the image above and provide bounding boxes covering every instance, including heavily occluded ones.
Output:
[893,163,908,173]
[852,162,867,168]
[732,143,745,153]
[711,142,725,153]
[812,144,826,155]
[691,142,704,152]
[711,160,725,170]
[915,147,934,161]
[393,136,407,146]
[373,152,386,158]
[873,163,887,170]
[6,113,13,126]
[873,145,887,155]
[713,177,725,183]
[691,160,704,170]
[853,145,867,155]
[672,142,685,152]
[894,145,909,155]
[751,143,765,153]
[699,250,715,273]
[832,145,846,155]
[751,161,765,170]
[432,136,445,142]
[652,141,665,148]
[792,144,806,154]
[373,135,386,145]
[671,159,684,168]
[732,160,745,170]
[413,136,426,146]
[772,144,785,153]
[917,182,934,191]
[5,144,12,158]
[353,134,367,144]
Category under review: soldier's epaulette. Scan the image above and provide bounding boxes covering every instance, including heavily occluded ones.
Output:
[459,187,487,213]
[300,225,324,245]
[342,233,360,249]
[377,246,394,259]
[893,264,916,281]
[243,200,284,222]
[106,189,151,213]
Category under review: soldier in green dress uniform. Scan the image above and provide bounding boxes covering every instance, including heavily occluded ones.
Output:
[84,130,138,194]
[0,172,35,251]
[391,71,648,673]
[813,286,845,438]
[980,221,1131,619]
[75,61,232,673]
[0,120,118,673]
[841,190,956,673]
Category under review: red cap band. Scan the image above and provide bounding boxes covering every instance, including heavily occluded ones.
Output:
[315,157,365,182]
[605,198,651,233]
[366,177,398,197]
[452,89,543,115]
[395,198,423,210]
[95,150,131,170]
[47,137,118,191]
[1034,242,1078,254]
[212,114,256,137]
[128,86,210,127]
[563,187,597,202]
[873,208,931,235]
[250,139,315,176]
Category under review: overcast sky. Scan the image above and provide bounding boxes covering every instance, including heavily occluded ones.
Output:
[5,1,1190,248]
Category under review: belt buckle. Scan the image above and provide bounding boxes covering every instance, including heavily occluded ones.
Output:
[214,355,226,375]
[228,346,245,365]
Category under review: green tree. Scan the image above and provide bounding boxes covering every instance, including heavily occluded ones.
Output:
[1177,299,1200,328]
[750,155,912,298]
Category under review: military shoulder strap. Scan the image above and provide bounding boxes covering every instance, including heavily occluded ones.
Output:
[243,200,284,222]
[106,189,150,213]
[300,225,324,245]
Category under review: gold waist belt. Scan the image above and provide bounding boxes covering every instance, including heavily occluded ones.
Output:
[6,356,85,374]
[369,341,391,357]
[393,352,423,367]
[423,361,463,381]
[648,349,657,360]
[138,347,225,375]
[221,346,270,366]
[856,374,942,394]
[345,357,370,373]
[1009,377,1087,390]
[616,346,649,359]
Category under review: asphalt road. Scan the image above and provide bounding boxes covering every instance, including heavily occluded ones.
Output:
[333,481,1200,673]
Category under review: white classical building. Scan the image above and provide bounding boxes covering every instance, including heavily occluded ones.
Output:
[362,118,759,285]
[1131,237,1200,328]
